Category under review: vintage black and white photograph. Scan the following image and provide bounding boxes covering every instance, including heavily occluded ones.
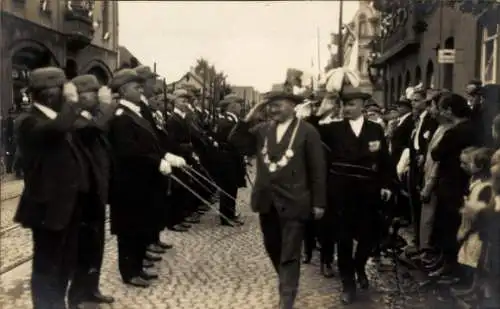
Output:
[1,0,500,308]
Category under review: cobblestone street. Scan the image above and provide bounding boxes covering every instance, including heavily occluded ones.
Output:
[0,179,428,309]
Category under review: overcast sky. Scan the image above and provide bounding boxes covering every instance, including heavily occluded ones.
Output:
[119,1,359,92]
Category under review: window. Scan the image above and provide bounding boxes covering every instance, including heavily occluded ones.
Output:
[481,24,498,84]
[358,14,369,37]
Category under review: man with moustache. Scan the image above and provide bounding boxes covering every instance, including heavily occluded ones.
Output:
[229,87,326,309]
[14,67,86,309]
[107,69,186,287]
[320,83,394,304]
[66,74,115,308]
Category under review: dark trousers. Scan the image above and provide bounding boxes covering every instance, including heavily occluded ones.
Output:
[259,206,305,309]
[68,218,105,305]
[318,213,336,265]
[303,218,316,258]
[117,232,147,281]
[31,212,80,309]
[219,180,238,223]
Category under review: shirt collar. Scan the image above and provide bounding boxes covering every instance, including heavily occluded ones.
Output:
[226,112,238,122]
[140,95,149,106]
[174,107,186,119]
[277,117,294,128]
[33,102,57,120]
[119,99,142,117]
[349,115,364,125]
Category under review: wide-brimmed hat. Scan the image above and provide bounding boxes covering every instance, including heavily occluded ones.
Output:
[340,83,371,101]
[134,65,158,80]
[263,91,304,105]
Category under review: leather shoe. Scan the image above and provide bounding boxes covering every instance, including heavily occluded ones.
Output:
[303,253,312,264]
[180,222,191,229]
[89,291,114,304]
[143,260,155,268]
[156,241,173,250]
[321,263,335,278]
[357,271,369,290]
[140,269,159,280]
[145,252,162,262]
[184,217,201,224]
[341,290,355,305]
[169,224,188,232]
[147,244,166,254]
[125,276,150,288]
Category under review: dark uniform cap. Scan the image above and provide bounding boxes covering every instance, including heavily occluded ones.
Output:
[71,74,101,93]
[173,88,193,99]
[134,65,158,80]
[109,69,144,91]
[29,67,66,90]
[219,93,244,109]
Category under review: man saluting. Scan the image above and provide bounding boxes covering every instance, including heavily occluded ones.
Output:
[229,87,326,309]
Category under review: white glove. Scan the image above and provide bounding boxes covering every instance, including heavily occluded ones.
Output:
[97,86,112,105]
[63,82,79,104]
[164,153,186,168]
[381,188,392,202]
[396,148,410,181]
[159,159,172,175]
[192,153,200,163]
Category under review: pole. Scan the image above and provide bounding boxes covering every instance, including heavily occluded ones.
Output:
[436,1,443,89]
[153,62,157,74]
[337,0,344,67]
[201,66,207,112]
[317,26,321,78]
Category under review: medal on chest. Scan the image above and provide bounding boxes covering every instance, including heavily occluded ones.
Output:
[260,120,300,173]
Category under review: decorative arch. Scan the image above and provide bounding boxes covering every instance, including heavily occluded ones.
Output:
[8,39,59,68]
[425,60,435,89]
[415,66,422,84]
[80,59,113,85]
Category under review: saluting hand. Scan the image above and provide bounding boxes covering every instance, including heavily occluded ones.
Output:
[63,82,79,104]
[97,86,112,105]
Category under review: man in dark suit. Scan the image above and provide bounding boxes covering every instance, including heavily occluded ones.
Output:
[14,67,87,309]
[107,69,186,287]
[229,89,326,309]
[134,65,174,259]
[213,94,246,226]
[389,98,413,163]
[319,84,395,304]
[407,89,438,248]
[164,89,199,232]
[67,74,115,308]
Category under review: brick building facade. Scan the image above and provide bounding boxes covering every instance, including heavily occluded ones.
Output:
[0,0,119,114]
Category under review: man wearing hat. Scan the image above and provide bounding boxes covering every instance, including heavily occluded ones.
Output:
[389,97,413,164]
[107,69,186,287]
[133,65,175,259]
[13,67,88,308]
[319,83,394,304]
[213,94,246,226]
[229,87,326,309]
[163,88,197,232]
[65,74,115,308]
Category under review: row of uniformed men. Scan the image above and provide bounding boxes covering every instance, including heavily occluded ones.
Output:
[14,65,247,309]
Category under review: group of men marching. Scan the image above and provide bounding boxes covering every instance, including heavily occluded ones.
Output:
[14,64,248,309]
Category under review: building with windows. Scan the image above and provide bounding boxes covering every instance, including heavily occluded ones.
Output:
[371,0,499,107]
[328,1,383,104]
[1,0,119,114]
